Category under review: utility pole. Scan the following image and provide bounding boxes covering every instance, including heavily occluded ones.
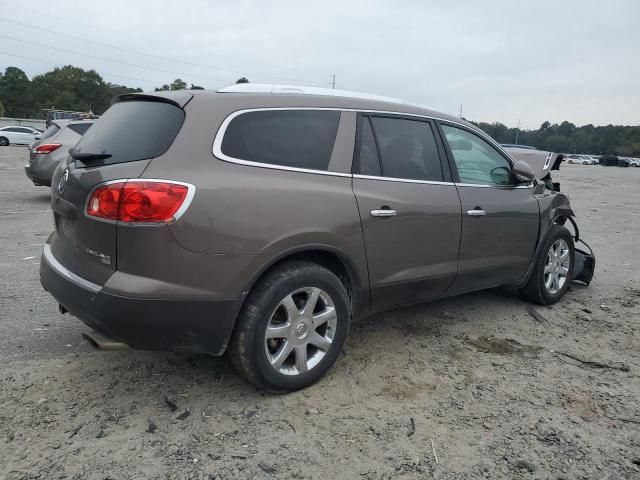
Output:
[515,118,521,145]
[331,74,336,89]
[458,104,463,118]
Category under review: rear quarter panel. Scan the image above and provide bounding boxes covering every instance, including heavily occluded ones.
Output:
[139,94,369,298]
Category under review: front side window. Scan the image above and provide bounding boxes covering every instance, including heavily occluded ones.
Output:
[370,117,443,182]
[441,125,514,186]
[220,110,340,171]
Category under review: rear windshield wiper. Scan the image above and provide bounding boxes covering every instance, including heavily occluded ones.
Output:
[69,147,112,162]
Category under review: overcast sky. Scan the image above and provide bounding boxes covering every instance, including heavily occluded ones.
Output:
[0,0,638,129]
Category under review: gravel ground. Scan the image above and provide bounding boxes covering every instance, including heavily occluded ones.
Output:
[1,146,639,480]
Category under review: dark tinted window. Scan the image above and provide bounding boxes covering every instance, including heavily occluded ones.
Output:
[221,110,340,171]
[371,117,443,181]
[15,127,34,133]
[68,123,93,136]
[40,125,61,140]
[72,101,184,166]
[353,117,381,176]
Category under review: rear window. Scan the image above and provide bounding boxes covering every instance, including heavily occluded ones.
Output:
[72,100,185,166]
[220,110,340,171]
[40,124,60,140]
[68,123,93,136]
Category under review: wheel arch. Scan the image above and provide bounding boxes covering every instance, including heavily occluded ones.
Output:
[239,244,366,320]
[517,193,576,287]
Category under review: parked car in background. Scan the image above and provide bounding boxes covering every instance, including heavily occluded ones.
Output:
[0,126,41,146]
[628,158,640,167]
[40,85,594,392]
[25,120,94,186]
[43,108,99,129]
[566,154,596,165]
[599,155,620,166]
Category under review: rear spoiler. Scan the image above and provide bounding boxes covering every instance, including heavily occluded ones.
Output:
[112,91,194,109]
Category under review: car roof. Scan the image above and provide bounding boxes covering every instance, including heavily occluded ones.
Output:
[1,125,38,130]
[133,83,465,126]
[215,83,459,120]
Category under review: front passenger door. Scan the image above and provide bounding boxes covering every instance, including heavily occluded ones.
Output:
[439,123,539,295]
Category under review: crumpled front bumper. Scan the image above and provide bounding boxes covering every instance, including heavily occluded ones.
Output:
[572,239,595,285]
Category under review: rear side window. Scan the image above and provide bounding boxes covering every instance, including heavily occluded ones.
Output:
[68,123,93,136]
[40,125,60,140]
[370,117,443,182]
[220,110,340,171]
[72,101,185,166]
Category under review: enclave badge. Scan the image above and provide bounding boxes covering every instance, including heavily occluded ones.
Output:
[58,168,69,194]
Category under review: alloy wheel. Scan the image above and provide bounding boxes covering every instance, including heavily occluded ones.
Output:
[544,239,570,295]
[264,287,337,376]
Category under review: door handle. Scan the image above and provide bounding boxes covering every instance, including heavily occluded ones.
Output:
[466,208,486,216]
[371,209,397,217]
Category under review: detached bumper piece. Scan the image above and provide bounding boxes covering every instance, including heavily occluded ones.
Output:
[572,239,595,286]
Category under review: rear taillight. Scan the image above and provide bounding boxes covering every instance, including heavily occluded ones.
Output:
[34,143,62,154]
[86,180,192,223]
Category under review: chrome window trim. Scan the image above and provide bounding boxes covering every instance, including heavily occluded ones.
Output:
[456,182,534,189]
[353,174,532,189]
[212,107,514,178]
[353,174,454,186]
[83,178,196,226]
[42,244,101,293]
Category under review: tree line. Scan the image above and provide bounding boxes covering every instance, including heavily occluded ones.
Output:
[473,120,640,156]
[1,65,638,156]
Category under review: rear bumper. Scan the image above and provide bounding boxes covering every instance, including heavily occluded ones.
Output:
[40,244,242,355]
[24,164,51,186]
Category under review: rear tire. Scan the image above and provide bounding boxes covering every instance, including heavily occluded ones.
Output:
[228,260,350,392]
[519,225,574,305]
[0,137,9,147]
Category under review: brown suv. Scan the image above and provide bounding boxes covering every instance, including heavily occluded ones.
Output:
[40,85,595,392]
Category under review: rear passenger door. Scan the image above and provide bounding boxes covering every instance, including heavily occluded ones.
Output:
[352,114,462,310]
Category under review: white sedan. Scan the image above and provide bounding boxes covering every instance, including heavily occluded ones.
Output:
[0,126,41,146]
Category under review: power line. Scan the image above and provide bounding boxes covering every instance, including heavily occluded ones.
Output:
[0,34,231,86]
[0,49,163,85]
[0,16,327,87]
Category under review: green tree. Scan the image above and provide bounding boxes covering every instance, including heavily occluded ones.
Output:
[0,67,38,117]
[236,77,249,84]
[0,100,5,117]
[170,78,187,90]
[30,66,140,115]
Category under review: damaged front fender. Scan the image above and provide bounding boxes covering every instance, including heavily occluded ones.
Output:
[519,185,595,287]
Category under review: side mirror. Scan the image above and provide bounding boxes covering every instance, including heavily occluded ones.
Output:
[512,160,535,182]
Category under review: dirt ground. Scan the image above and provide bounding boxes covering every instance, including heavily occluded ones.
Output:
[1,146,638,480]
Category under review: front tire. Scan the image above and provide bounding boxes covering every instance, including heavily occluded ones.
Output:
[519,225,574,305]
[0,137,9,147]
[228,260,350,392]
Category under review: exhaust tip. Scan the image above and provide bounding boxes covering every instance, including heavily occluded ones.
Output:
[82,331,129,350]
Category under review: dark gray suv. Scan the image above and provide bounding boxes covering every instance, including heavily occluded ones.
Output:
[40,85,595,392]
